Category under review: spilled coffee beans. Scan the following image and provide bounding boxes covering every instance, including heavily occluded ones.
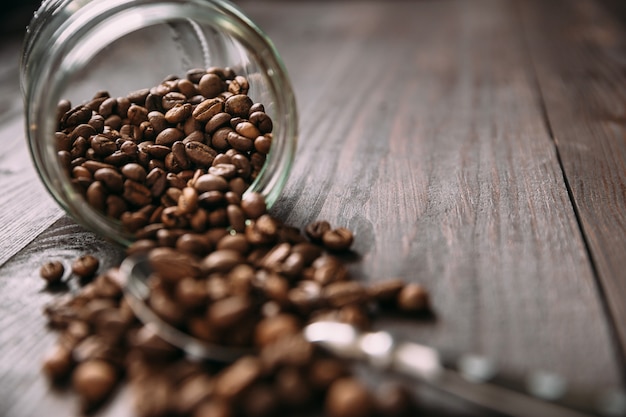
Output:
[41,67,429,417]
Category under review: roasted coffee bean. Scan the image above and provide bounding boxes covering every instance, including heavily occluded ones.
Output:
[127,104,149,125]
[228,75,249,95]
[42,344,74,382]
[72,255,100,279]
[182,130,204,144]
[241,192,266,219]
[207,295,252,328]
[155,127,184,147]
[210,126,233,150]
[209,163,237,179]
[214,356,262,399]
[162,92,187,111]
[185,141,217,167]
[121,163,147,182]
[124,179,153,206]
[40,260,65,284]
[72,360,118,408]
[249,111,273,134]
[71,123,97,141]
[224,94,253,118]
[254,314,300,347]
[149,247,201,282]
[325,378,374,417]
[94,167,124,192]
[322,227,354,252]
[227,131,254,152]
[145,92,164,112]
[127,88,150,104]
[98,97,117,118]
[323,281,368,308]
[165,103,192,124]
[90,134,117,157]
[254,134,272,154]
[397,283,429,312]
[305,220,331,243]
[192,97,224,123]
[202,249,246,274]
[226,204,246,233]
[205,112,232,134]
[178,187,198,214]
[198,73,226,98]
[63,105,92,128]
[194,173,229,193]
[368,278,405,303]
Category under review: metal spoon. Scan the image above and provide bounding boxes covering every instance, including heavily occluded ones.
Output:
[120,255,626,417]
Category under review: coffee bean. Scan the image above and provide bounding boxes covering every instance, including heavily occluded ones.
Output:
[249,111,273,134]
[127,88,150,104]
[227,131,254,152]
[368,278,405,303]
[322,227,354,252]
[123,179,153,207]
[194,173,229,193]
[72,360,118,408]
[323,281,368,308]
[198,73,226,98]
[185,141,217,167]
[325,378,374,417]
[225,94,253,118]
[228,75,249,95]
[94,167,124,192]
[202,249,246,274]
[40,260,65,284]
[397,283,429,312]
[192,97,224,123]
[214,356,262,399]
[254,314,300,347]
[72,255,100,279]
[254,134,272,154]
[156,127,184,147]
[241,192,266,219]
[42,344,73,381]
[165,103,192,124]
[127,104,149,125]
[162,92,187,111]
[305,220,331,243]
[205,112,232,134]
[149,247,201,282]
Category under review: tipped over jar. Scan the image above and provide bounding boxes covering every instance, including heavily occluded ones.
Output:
[20,0,298,246]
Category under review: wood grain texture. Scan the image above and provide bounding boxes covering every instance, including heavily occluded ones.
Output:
[520,0,626,360]
[0,33,63,265]
[243,0,623,386]
[0,0,625,416]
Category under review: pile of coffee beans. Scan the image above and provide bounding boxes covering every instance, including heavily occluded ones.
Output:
[41,67,431,417]
[56,66,272,237]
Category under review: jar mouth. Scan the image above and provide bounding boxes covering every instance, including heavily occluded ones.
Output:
[25,0,297,246]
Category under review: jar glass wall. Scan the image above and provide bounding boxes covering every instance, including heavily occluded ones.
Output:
[21,0,297,246]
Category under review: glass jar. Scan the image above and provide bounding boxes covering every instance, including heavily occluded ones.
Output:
[20,0,298,246]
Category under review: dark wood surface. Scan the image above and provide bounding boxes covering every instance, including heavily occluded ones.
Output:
[1,0,625,416]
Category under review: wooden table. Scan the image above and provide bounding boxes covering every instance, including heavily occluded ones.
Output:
[1,0,625,416]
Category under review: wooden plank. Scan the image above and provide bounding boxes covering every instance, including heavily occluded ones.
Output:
[241,0,623,386]
[520,0,626,360]
[0,33,63,265]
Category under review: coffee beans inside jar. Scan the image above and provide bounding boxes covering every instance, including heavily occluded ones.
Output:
[41,67,431,416]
